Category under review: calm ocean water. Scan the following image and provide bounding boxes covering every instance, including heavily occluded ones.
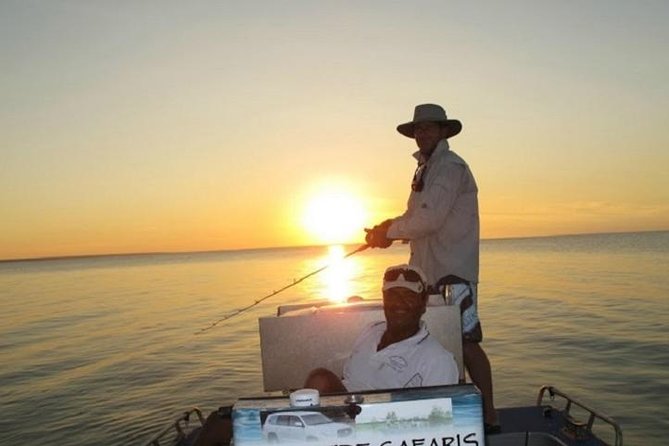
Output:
[1,231,667,445]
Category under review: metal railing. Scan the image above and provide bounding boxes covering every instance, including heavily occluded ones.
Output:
[144,407,205,446]
[537,385,623,446]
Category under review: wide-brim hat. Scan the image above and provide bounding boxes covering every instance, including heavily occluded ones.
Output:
[397,103,462,139]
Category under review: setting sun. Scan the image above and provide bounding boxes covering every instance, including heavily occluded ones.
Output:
[302,186,367,245]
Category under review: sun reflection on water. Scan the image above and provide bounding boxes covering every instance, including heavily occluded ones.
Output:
[319,245,357,303]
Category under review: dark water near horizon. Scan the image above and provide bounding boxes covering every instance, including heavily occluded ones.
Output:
[1,231,668,445]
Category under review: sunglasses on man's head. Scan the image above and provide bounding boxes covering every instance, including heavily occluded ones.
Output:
[411,163,428,192]
[383,268,424,284]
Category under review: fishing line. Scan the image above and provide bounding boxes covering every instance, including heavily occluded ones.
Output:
[195,244,369,334]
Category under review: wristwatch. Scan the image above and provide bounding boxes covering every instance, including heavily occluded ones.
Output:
[217,405,233,419]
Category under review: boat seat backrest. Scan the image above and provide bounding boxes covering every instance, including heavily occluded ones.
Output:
[259,301,463,392]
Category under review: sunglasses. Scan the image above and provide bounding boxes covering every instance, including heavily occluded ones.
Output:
[383,267,425,284]
[411,163,428,192]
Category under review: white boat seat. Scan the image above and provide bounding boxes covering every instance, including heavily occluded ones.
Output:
[259,299,463,392]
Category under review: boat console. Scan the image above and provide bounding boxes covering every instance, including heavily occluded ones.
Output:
[232,384,485,446]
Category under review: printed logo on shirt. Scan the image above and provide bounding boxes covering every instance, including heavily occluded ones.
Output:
[404,372,424,387]
[387,355,408,372]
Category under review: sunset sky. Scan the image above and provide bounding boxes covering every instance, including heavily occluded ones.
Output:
[2,1,668,260]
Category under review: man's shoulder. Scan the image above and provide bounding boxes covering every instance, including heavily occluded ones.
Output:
[430,149,478,189]
[365,320,386,331]
[356,321,385,341]
[417,332,456,359]
[426,147,469,175]
[441,149,468,167]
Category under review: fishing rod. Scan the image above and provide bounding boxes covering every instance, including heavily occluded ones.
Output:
[195,243,369,334]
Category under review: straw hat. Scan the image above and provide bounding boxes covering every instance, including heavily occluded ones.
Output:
[397,103,462,139]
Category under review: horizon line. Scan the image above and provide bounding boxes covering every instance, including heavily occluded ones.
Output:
[1,228,667,264]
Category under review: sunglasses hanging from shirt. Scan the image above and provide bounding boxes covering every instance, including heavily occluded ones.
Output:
[411,163,428,192]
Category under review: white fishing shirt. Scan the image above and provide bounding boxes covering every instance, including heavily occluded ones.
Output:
[387,139,480,285]
[342,321,459,392]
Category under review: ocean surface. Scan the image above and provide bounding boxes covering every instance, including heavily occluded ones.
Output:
[1,231,667,445]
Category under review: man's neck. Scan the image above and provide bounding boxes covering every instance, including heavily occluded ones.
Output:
[377,325,420,351]
[419,148,435,161]
[418,139,449,162]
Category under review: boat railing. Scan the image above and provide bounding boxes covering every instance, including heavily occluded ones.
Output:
[537,385,623,446]
[144,407,205,446]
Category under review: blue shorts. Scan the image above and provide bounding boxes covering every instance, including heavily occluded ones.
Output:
[445,283,483,343]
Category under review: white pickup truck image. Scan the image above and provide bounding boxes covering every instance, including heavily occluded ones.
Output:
[262,411,353,443]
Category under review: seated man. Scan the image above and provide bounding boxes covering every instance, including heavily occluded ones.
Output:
[194,264,458,446]
[305,263,459,393]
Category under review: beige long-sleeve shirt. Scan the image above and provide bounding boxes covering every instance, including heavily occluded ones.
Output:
[387,139,480,285]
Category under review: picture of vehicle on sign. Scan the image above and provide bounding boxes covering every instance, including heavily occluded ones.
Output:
[261,411,353,443]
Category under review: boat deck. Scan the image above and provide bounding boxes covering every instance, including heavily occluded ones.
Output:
[492,405,605,446]
[489,385,622,446]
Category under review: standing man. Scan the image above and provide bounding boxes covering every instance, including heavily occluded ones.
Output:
[364,103,498,432]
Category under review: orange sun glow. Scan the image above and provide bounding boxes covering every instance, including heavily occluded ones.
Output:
[302,186,367,245]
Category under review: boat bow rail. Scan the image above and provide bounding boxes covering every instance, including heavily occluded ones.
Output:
[538,385,622,446]
[492,385,623,446]
[144,407,204,446]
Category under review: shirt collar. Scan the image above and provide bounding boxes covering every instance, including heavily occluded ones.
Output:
[413,321,430,345]
[382,320,430,347]
[412,138,450,164]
